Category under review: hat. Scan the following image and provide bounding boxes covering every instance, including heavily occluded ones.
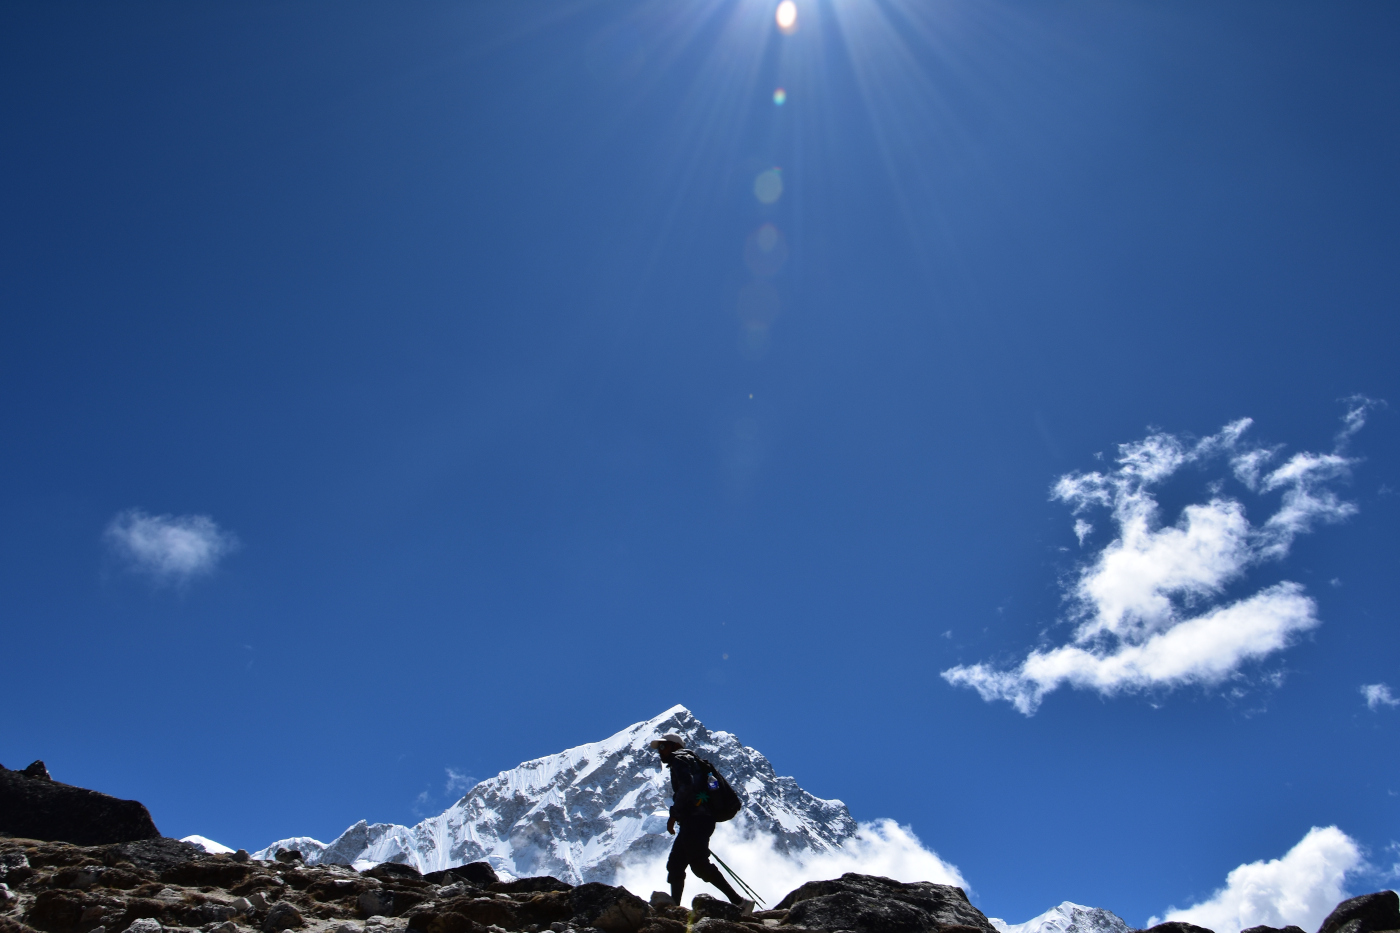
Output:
[649,733,685,749]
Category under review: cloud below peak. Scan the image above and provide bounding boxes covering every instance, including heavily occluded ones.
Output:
[104,509,239,585]
[943,400,1377,714]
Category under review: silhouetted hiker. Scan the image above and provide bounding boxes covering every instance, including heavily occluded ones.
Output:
[650,732,754,914]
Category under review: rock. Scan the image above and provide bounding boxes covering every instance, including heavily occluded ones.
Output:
[233,851,251,863]
[0,883,12,907]
[1317,892,1400,933]
[102,839,204,873]
[690,920,753,933]
[690,896,741,923]
[0,850,33,885]
[512,893,575,927]
[359,891,397,919]
[568,884,650,933]
[0,765,161,846]
[181,902,238,925]
[1142,923,1216,933]
[210,923,240,933]
[1242,926,1306,933]
[777,875,997,933]
[493,877,572,895]
[263,903,305,932]
[248,892,271,910]
[423,864,498,888]
[231,898,254,913]
[275,852,303,866]
[123,921,162,933]
[648,894,675,909]
[365,864,423,882]
[637,920,688,933]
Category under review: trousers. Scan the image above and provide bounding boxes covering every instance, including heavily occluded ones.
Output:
[666,815,725,888]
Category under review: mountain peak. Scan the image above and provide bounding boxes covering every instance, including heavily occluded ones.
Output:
[255,708,855,883]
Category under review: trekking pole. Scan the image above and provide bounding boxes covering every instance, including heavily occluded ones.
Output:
[711,853,766,907]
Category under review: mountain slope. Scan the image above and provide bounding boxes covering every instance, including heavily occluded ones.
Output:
[254,705,856,883]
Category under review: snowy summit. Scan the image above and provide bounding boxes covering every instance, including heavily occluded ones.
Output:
[254,706,856,883]
[990,902,1132,933]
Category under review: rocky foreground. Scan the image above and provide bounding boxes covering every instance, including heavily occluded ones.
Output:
[0,833,1007,933]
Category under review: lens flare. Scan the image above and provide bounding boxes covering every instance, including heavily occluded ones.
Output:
[753,168,783,204]
[775,0,797,33]
[773,88,787,105]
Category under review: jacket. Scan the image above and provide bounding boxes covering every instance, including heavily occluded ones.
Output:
[665,749,715,822]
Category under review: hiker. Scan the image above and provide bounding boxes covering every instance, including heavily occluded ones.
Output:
[650,732,754,914]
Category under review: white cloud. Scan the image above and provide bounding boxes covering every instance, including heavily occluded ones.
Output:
[1362,684,1400,711]
[1149,826,1362,933]
[104,509,239,584]
[943,401,1378,714]
[612,818,964,908]
[446,768,477,795]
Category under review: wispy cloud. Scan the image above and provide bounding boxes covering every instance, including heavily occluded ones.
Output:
[1361,683,1400,711]
[943,399,1378,714]
[445,768,477,796]
[104,509,239,585]
[1150,826,1362,933]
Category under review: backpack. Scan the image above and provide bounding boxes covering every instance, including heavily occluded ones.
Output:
[698,759,742,822]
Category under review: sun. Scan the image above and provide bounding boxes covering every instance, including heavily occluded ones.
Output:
[775,0,797,33]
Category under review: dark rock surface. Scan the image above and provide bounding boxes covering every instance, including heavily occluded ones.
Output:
[0,766,161,847]
[777,873,998,933]
[423,863,498,887]
[1142,923,1216,933]
[1317,892,1400,933]
[1242,925,1306,933]
[689,895,741,923]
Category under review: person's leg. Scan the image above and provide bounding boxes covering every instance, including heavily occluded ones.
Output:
[666,830,688,904]
[684,818,745,905]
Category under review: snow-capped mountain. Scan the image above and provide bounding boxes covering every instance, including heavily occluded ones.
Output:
[254,705,857,884]
[989,902,1132,933]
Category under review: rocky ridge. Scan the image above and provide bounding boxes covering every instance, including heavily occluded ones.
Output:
[1,832,1004,933]
[253,707,856,884]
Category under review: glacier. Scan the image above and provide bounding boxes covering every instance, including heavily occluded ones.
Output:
[990,902,1132,933]
[254,705,857,883]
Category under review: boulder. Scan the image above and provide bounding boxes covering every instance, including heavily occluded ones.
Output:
[364,863,422,882]
[493,876,573,894]
[637,920,688,933]
[1142,923,1215,933]
[1,851,34,885]
[262,903,305,932]
[424,864,498,887]
[776,874,998,933]
[691,920,754,933]
[102,839,203,873]
[1242,926,1306,933]
[690,895,742,923]
[1317,892,1400,933]
[122,921,162,933]
[568,883,651,933]
[0,765,161,846]
[357,891,394,919]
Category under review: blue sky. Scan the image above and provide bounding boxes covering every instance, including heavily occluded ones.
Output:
[2,0,1398,927]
